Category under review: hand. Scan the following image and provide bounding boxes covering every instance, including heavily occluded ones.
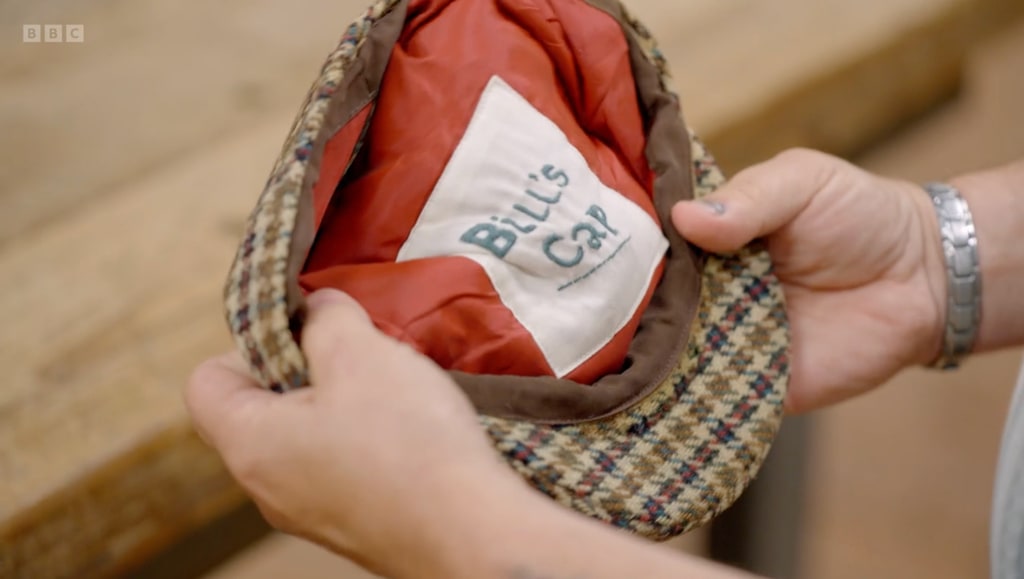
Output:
[185,289,760,579]
[185,290,522,576]
[673,149,947,413]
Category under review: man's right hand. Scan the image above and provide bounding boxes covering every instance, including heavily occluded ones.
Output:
[672,148,949,413]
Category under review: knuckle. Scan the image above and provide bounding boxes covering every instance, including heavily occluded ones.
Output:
[728,181,761,205]
[774,148,846,188]
[774,147,828,166]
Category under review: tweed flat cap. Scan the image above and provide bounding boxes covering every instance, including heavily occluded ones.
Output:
[225,0,789,539]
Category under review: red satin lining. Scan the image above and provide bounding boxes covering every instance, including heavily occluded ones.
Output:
[311,103,374,230]
[300,0,663,384]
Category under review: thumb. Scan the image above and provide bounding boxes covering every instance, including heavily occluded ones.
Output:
[300,288,384,389]
[671,148,840,253]
[185,351,277,452]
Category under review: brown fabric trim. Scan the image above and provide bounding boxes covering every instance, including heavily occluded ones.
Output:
[285,0,702,425]
[284,1,410,318]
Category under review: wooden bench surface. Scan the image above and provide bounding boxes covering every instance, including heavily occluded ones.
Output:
[1,0,1017,576]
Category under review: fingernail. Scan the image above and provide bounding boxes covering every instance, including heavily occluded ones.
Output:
[306,288,349,310]
[699,199,726,215]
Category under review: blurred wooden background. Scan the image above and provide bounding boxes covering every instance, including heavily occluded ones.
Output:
[1,0,1022,577]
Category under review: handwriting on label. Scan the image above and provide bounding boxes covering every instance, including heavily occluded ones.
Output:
[459,164,619,267]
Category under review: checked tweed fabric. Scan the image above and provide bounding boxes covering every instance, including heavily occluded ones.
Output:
[482,137,788,538]
[224,0,399,391]
[224,0,788,539]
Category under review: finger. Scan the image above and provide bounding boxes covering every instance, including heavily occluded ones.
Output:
[300,288,387,389]
[184,351,275,450]
[671,148,842,253]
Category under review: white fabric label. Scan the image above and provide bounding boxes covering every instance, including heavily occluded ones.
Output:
[396,76,668,377]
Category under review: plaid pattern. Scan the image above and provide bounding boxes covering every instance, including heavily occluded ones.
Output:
[482,136,788,539]
[224,0,788,539]
[224,0,401,393]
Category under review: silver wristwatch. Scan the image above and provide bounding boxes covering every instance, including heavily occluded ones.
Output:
[923,182,982,370]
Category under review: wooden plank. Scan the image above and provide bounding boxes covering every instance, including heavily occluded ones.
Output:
[645,0,969,173]
[0,0,372,247]
[0,117,292,578]
[1,0,1021,577]
[3,0,1009,246]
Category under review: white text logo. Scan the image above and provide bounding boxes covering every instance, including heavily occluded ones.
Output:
[23,25,85,43]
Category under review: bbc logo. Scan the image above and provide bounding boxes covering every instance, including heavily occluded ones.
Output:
[23,24,85,43]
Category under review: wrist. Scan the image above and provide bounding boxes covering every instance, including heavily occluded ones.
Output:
[917,181,986,368]
[908,181,949,366]
[422,482,552,579]
[357,463,540,579]
[380,473,758,579]
[949,161,1024,353]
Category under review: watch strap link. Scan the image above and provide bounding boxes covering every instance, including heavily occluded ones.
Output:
[924,182,982,370]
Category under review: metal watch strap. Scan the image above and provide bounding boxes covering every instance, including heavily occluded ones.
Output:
[924,182,982,369]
